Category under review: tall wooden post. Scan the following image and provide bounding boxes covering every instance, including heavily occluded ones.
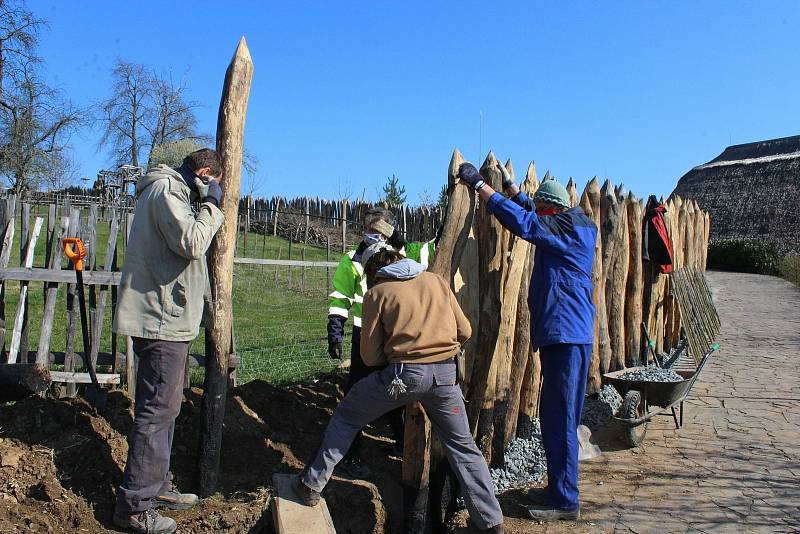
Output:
[579,178,603,392]
[199,37,253,497]
[403,148,474,532]
[468,152,506,463]
[624,194,643,366]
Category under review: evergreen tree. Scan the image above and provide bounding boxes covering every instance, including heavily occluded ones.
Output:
[381,174,406,207]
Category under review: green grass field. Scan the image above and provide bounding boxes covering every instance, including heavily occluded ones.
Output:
[2,205,351,387]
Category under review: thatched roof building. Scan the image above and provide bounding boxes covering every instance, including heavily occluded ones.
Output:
[672,135,800,254]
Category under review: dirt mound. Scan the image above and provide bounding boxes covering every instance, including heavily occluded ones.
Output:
[0,374,397,533]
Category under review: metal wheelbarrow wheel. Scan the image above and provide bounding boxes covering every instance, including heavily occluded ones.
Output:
[620,389,647,447]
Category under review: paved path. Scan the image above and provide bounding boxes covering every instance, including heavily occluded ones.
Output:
[497,271,800,533]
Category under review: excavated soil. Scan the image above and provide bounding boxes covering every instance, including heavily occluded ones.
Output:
[0,374,399,533]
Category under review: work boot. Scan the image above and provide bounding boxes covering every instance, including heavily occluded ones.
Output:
[478,524,505,534]
[527,504,580,521]
[153,482,199,510]
[291,475,321,507]
[113,508,177,534]
[526,486,549,504]
[336,456,371,479]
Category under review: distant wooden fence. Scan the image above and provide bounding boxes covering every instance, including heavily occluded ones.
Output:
[0,195,339,396]
[238,195,442,248]
[4,189,445,253]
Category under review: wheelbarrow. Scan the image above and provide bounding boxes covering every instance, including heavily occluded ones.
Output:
[604,343,719,447]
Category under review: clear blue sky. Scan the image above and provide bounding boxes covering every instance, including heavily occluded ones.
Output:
[37,0,800,203]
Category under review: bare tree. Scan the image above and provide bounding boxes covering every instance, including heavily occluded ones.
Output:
[98,59,152,168]
[144,73,206,163]
[0,0,44,98]
[0,64,83,191]
[0,2,83,192]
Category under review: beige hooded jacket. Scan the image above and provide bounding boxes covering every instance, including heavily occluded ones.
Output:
[113,165,224,342]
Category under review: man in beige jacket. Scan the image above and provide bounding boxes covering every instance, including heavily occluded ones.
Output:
[113,149,224,534]
[293,247,505,534]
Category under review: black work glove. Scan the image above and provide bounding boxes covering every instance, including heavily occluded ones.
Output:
[195,177,223,207]
[328,340,343,359]
[457,162,484,190]
[388,227,406,249]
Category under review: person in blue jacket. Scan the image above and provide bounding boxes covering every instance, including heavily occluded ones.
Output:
[458,161,597,521]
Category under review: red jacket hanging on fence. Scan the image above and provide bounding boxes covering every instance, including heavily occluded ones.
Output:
[642,195,673,274]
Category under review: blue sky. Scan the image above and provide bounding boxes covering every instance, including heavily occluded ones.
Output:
[36,0,800,203]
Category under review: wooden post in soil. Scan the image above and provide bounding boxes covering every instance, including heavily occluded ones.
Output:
[491,158,532,466]
[566,178,578,208]
[602,183,627,371]
[579,179,603,393]
[703,211,711,270]
[503,167,538,448]
[199,37,253,497]
[594,179,614,374]
[668,196,684,349]
[467,152,506,464]
[624,194,643,366]
[413,148,475,532]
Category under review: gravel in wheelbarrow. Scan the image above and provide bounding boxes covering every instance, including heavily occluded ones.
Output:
[618,366,684,383]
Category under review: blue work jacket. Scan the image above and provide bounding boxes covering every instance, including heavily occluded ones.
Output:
[486,191,598,350]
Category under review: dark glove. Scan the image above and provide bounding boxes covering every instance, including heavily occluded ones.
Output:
[327,314,346,359]
[328,340,343,359]
[500,164,514,190]
[388,227,406,249]
[195,177,223,207]
[457,162,484,190]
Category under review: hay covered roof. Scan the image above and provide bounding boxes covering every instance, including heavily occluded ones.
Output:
[672,135,800,254]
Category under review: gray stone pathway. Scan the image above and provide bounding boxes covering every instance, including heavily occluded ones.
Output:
[497,271,800,533]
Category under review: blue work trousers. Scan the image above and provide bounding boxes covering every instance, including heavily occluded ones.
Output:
[539,343,591,510]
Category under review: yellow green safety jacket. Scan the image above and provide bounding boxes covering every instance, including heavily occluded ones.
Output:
[327,240,435,336]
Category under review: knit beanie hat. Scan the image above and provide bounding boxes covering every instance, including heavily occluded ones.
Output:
[532,175,571,209]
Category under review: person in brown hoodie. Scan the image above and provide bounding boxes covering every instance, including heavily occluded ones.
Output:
[292,247,504,533]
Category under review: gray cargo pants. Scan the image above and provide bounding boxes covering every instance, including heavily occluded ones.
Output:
[302,359,504,530]
[116,338,189,514]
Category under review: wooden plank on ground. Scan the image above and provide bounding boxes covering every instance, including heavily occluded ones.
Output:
[7,217,43,364]
[271,474,336,534]
[49,371,120,384]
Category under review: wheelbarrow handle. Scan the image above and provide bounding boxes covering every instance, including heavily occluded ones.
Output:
[63,237,87,271]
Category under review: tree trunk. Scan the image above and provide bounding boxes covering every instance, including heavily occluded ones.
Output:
[198,38,253,497]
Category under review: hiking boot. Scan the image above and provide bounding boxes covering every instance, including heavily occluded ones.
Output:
[291,475,321,507]
[113,508,177,534]
[153,482,199,510]
[336,456,371,479]
[527,503,580,521]
[526,486,549,504]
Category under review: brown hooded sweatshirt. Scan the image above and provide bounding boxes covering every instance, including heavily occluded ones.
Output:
[360,262,471,367]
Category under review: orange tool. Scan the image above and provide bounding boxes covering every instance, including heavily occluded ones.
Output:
[63,238,106,411]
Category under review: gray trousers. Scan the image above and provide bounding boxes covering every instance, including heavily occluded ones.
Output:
[116,338,189,514]
[303,359,504,530]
